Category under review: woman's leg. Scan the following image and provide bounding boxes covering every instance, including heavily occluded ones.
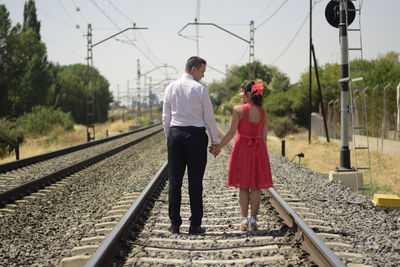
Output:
[239,188,250,230]
[249,189,261,217]
[249,189,261,230]
[239,188,250,218]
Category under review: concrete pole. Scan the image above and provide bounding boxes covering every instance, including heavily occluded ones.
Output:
[338,0,351,170]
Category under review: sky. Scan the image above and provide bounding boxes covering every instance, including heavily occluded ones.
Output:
[2,0,399,105]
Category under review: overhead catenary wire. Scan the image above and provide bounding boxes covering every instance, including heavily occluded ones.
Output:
[105,0,166,68]
[89,0,158,68]
[56,0,84,34]
[270,1,323,64]
[255,0,275,22]
[255,0,289,30]
[270,12,309,64]
[38,8,78,30]
[71,0,89,24]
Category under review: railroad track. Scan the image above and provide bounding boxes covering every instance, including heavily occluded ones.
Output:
[0,124,160,174]
[59,129,346,266]
[0,124,163,208]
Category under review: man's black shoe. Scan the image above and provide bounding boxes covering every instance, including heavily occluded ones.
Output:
[168,225,180,234]
[189,226,206,235]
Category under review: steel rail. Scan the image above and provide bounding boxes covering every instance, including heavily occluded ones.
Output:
[86,161,168,267]
[0,123,160,174]
[265,188,345,267]
[0,128,163,207]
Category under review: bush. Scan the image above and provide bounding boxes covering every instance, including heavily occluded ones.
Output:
[0,118,24,158]
[17,106,75,136]
[270,116,298,139]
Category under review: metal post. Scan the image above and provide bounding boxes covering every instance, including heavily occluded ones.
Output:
[338,0,351,170]
[127,80,130,109]
[137,59,141,124]
[328,100,334,138]
[249,20,255,79]
[15,145,20,160]
[281,140,285,157]
[149,77,153,123]
[308,0,312,145]
[86,24,95,142]
[381,83,391,142]
[397,83,400,139]
[311,44,329,142]
[333,99,340,139]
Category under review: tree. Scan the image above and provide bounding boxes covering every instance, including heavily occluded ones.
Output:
[209,61,274,111]
[0,5,11,115]
[5,27,51,117]
[23,0,40,40]
[49,64,112,124]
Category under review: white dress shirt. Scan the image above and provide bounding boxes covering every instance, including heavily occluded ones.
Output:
[162,73,220,144]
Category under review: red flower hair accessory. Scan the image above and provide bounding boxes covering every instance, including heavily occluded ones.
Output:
[251,82,265,95]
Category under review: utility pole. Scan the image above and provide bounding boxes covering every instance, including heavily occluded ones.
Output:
[149,77,152,123]
[249,20,255,79]
[308,0,312,144]
[84,23,147,141]
[85,24,95,142]
[136,59,141,124]
[127,80,130,109]
[309,1,329,144]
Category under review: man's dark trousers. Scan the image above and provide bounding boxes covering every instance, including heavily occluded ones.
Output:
[167,126,208,228]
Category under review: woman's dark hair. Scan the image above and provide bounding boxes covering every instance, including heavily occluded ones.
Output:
[241,81,263,106]
[185,56,207,72]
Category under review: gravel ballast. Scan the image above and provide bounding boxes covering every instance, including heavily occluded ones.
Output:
[0,133,167,266]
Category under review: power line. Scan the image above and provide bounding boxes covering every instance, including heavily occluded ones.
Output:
[43,37,84,58]
[56,0,84,34]
[270,12,309,64]
[255,0,289,30]
[38,8,77,30]
[270,1,323,64]
[89,0,158,68]
[71,0,89,24]
[236,43,249,65]
[255,0,275,22]
[105,0,165,67]
[106,0,133,23]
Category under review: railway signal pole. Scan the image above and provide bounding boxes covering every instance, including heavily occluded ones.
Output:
[326,0,363,190]
[338,0,351,170]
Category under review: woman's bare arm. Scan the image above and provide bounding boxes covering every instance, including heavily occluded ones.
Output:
[214,106,241,154]
[262,110,269,144]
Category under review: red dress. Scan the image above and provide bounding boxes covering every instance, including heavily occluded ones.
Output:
[227,104,273,189]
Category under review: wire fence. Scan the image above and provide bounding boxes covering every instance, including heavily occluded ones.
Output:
[325,82,400,141]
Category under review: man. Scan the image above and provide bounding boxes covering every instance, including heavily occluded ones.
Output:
[162,56,219,235]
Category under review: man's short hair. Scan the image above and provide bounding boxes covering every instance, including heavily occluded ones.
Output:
[185,56,207,72]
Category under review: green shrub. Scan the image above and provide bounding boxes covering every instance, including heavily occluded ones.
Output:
[270,116,298,139]
[17,106,75,136]
[0,118,24,158]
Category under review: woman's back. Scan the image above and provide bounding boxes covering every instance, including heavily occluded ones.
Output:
[237,103,265,137]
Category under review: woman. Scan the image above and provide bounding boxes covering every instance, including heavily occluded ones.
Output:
[213,80,273,231]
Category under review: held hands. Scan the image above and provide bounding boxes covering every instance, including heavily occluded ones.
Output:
[209,144,221,157]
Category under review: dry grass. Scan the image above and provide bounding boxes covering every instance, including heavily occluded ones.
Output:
[0,119,136,164]
[267,130,400,196]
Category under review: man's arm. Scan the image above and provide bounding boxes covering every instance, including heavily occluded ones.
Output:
[162,86,171,138]
[203,87,220,144]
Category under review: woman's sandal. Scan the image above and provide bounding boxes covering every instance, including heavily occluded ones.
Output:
[239,218,249,231]
[249,216,258,231]
[249,222,258,231]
